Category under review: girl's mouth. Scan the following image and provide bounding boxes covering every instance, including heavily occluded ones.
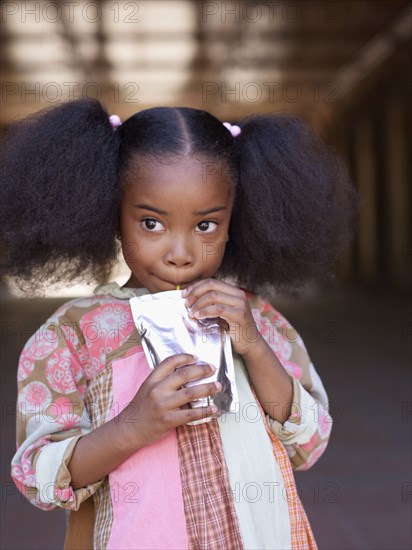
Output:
[160,277,199,289]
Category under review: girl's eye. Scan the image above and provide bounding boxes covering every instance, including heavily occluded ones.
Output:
[196,221,218,233]
[142,218,164,232]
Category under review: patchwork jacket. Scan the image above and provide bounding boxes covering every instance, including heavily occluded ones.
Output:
[11,282,332,549]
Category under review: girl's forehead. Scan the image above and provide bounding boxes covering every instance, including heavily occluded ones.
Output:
[123,155,234,202]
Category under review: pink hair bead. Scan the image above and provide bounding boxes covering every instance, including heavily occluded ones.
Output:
[223,121,241,137]
[109,114,122,128]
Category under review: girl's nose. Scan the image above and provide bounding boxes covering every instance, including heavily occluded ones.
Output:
[164,237,194,268]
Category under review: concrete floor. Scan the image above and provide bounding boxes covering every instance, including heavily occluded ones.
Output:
[1,284,411,549]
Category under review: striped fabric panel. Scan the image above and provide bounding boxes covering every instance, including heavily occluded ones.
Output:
[176,419,244,550]
[93,478,113,550]
[251,387,318,550]
[84,365,114,549]
[82,332,143,549]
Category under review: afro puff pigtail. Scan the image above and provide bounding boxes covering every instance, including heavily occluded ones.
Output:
[218,112,360,296]
[1,98,122,293]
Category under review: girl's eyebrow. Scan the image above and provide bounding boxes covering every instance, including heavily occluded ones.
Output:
[133,204,227,216]
[194,206,227,215]
[133,204,168,215]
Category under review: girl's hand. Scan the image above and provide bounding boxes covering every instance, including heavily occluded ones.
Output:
[182,279,263,358]
[123,353,221,450]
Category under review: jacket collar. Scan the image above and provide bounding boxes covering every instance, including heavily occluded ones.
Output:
[93,281,150,300]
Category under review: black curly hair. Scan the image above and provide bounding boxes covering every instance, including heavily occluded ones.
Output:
[0,98,359,296]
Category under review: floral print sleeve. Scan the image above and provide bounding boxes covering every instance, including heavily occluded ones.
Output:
[11,299,105,511]
[248,293,333,471]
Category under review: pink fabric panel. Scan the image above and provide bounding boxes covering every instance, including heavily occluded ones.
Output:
[107,348,188,549]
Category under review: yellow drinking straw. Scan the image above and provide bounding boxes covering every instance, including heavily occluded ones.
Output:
[176,285,180,290]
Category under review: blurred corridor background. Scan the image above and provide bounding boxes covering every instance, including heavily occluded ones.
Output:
[1,1,411,548]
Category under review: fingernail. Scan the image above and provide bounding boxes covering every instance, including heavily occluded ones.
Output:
[214,382,222,391]
[182,288,188,296]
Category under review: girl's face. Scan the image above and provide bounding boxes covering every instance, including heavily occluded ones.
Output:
[119,155,234,293]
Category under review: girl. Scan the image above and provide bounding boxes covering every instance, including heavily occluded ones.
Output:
[2,99,358,549]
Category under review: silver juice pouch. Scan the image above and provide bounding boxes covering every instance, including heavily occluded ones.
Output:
[129,290,238,425]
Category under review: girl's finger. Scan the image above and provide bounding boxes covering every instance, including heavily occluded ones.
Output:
[183,278,243,305]
[168,404,220,427]
[161,362,217,392]
[181,278,212,296]
[189,304,246,324]
[186,290,242,317]
[149,353,198,383]
[167,379,222,410]
[188,278,243,297]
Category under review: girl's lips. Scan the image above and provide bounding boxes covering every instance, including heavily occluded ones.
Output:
[161,277,199,288]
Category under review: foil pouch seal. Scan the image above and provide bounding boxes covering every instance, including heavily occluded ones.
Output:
[129,290,238,425]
